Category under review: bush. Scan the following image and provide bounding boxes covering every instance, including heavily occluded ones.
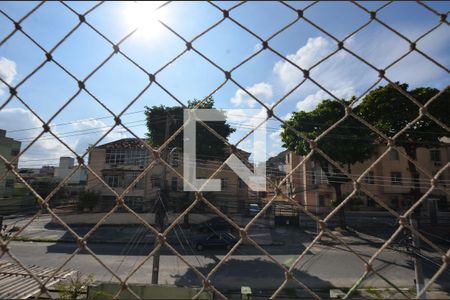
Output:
[55,272,94,299]
[77,190,100,212]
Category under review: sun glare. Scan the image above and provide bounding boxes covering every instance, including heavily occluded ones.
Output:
[124,1,166,38]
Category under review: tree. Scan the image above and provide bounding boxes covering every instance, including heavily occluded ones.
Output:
[281,99,377,228]
[30,179,67,208]
[358,83,450,221]
[144,97,236,225]
[77,190,100,212]
[144,96,235,160]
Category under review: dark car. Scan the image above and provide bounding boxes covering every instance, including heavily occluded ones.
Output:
[195,232,238,251]
[192,217,236,234]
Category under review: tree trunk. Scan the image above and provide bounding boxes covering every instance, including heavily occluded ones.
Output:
[333,183,347,229]
[321,162,347,229]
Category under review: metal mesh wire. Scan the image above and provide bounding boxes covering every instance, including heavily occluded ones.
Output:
[0,1,449,299]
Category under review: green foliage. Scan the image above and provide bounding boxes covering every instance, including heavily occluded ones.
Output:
[281,99,377,180]
[55,272,94,299]
[144,97,235,160]
[357,83,449,151]
[77,190,100,212]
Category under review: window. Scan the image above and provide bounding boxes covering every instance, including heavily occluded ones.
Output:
[221,178,227,191]
[151,176,161,188]
[126,149,148,165]
[409,149,417,160]
[171,151,179,167]
[10,149,19,156]
[124,172,143,189]
[171,177,177,191]
[105,175,120,187]
[318,195,325,207]
[367,198,376,207]
[391,172,402,185]
[389,149,399,160]
[390,196,399,209]
[105,149,125,165]
[312,171,316,184]
[430,149,441,163]
[365,171,375,184]
[106,148,148,165]
[5,179,14,188]
[238,178,245,189]
[286,153,290,164]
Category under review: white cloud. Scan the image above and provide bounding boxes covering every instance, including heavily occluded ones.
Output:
[230,82,273,108]
[269,128,282,146]
[0,108,71,166]
[282,112,292,121]
[273,37,335,91]
[0,57,17,96]
[71,119,125,154]
[253,43,263,53]
[0,108,126,167]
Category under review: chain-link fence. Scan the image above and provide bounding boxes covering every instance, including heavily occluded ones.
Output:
[0,1,449,299]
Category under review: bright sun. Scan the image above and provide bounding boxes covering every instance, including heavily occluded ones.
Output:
[124,1,166,38]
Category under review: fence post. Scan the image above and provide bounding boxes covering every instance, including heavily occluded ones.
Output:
[410,217,426,299]
[151,114,171,285]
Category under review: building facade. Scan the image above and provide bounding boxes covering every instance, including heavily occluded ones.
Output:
[54,157,87,185]
[285,145,450,215]
[0,129,21,198]
[86,138,249,214]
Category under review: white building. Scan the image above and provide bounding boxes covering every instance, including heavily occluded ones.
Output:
[54,157,87,185]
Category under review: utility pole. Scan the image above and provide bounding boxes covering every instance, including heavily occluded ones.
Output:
[151,113,171,285]
[410,217,426,299]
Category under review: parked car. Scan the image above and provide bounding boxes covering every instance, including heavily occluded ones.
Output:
[195,232,238,251]
[248,203,260,216]
[191,217,236,234]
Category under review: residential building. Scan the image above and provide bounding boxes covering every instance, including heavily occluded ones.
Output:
[0,129,36,214]
[285,145,450,215]
[0,129,21,198]
[86,138,249,214]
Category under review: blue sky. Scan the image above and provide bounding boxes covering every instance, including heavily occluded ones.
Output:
[0,1,449,167]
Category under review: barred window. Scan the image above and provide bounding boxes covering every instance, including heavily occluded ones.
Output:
[430,149,441,162]
[221,178,228,191]
[105,175,121,188]
[391,172,402,185]
[105,149,125,165]
[171,177,178,191]
[151,176,161,188]
[365,171,375,184]
[388,149,399,160]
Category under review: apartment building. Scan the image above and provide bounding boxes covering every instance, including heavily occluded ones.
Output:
[86,138,249,214]
[0,129,21,198]
[285,145,450,215]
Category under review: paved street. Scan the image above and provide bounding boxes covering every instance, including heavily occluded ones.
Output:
[4,239,449,292]
[2,213,450,295]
